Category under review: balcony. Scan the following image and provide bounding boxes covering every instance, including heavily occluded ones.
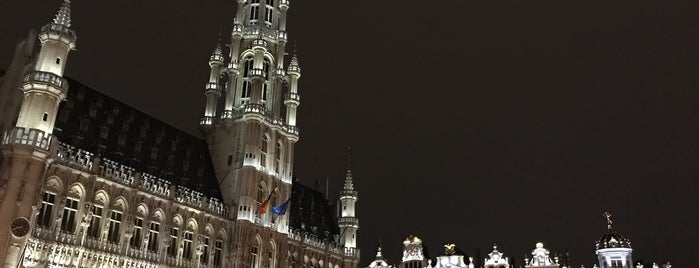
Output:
[337,217,359,228]
[249,68,265,78]
[277,31,288,42]
[232,24,244,37]
[39,23,77,46]
[55,142,94,172]
[22,70,69,93]
[1,127,52,151]
[344,247,360,258]
[252,39,268,50]
[284,92,300,105]
[200,116,214,125]
[279,0,290,9]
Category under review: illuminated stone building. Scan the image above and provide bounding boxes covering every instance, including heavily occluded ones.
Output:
[365,215,668,268]
[0,1,360,268]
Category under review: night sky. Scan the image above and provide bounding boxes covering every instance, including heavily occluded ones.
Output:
[1,0,697,267]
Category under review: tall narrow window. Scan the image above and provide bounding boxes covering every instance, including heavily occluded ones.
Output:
[228,154,233,166]
[214,240,223,267]
[148,222,160,252]
[268,249,274,268]
[200,236,210,264]
[262,83,268,101]
[130,217,143,248]
[250,245,259,268]
[107,210,122,243]
[168,227,179,256]
[264,0,274,28]
[61,198,79,233]
[56,57,61,64]
[244,59,254,77]
[183,231,194,259]
[249,0,260,24]
[42,113,48,121]
[242,81,252,99]
[260,136,268,167]
[275,142,281,173]
[37,192,56,227]
[87,205,103,238]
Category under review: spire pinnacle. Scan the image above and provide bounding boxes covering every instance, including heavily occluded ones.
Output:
[53,0,72,27]
[343,146,354,190]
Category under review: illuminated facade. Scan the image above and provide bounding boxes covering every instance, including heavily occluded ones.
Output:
[0,1,360,268]
[365,215,669,268]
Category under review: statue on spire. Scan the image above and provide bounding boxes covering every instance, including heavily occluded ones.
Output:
[603,212,613,230]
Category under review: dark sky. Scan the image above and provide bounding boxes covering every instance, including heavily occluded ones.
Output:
[1,0,697,267]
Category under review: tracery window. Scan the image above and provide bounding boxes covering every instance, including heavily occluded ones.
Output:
[60,197,79,233]
[200,236,210,264]
[107,210,122,243]
[184,231,194,259]
[249,0,260,24]
[37,192,56,227]
[250,245,259,268]
[87,205,103,238]
[148,222,160,252]
[214,240,223,267]
[130,217,143,248]
[168,227,179,256]
[260,136,268,167]
[264,0,274,27]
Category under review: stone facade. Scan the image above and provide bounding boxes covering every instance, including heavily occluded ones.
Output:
[0,1,360,268]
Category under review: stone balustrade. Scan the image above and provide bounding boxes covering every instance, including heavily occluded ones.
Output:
[1,127,52,151]
[22,70,69,93]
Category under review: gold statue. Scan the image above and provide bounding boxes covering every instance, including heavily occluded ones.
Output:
[603,211,613,230]
[444,243,456,255]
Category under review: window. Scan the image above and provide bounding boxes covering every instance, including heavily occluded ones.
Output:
[250,245,259,268]
[200,236,210,264]
[214,240,223,267]
[260,136,268,167]
[107,210,122,243]
[244,58,254,77]
[610,259,623,268]
[61,198,79,233]
[228,154,233,166]
[148,222,160,252]
[249,0,260,23]
[183,231,194,259]
[268,248,275,268]
[42,113,48,121]
[87,205,103,238]
[130,217,143,248]
[242,81,252,99]
[56,57,61,64]
[275,142,281,173]
[37,192,56,227]
[168,228,179,256]
[264,2,274,27]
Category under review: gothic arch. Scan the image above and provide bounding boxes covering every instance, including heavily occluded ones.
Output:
[204,224,214,236]
[186,218,198,232]
[66,183,85,199]
[44,176,63,193]
[136,203,148,218]
[217,228,226,240]
[93,190,109,206]
[172,214,183,227]
[151,209,164,222]
[113,197,128,212]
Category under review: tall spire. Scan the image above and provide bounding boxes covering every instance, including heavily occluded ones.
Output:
[344,146,354,190]
[53,0,72,27]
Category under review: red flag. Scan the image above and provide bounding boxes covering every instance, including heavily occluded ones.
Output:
[258,188,276,215]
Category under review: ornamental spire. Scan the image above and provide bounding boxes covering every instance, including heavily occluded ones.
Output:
[53,0,72,27]
[344,146,354,190]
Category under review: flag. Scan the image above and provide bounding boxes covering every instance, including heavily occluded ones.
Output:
[258,189,275,215]
[272,197,291,216]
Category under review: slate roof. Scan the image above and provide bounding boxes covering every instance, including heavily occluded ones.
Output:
[290,181,341,240]
[53,78,222,199]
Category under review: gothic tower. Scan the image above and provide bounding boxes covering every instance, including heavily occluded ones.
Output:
[199,0,298,267]
[0,1,75,267]
[338,148,360,265]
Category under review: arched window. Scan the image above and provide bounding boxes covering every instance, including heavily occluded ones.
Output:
[260,135,268,167]
[130,205,148,248]
[257,183,266,204]
[268,240,276,268]
[147,211,162,252]
[108,199,127,243]
[250,237,261,268]
[61,185,84,233]
[87,192,108,238]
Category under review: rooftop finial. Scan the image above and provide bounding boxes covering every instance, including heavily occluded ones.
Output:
[53,0,72,27]
[603,211,613,230]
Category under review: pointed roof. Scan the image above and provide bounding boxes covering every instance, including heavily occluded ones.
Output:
[53,0,72,27]
[343,146,354,191]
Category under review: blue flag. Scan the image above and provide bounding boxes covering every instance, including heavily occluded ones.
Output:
[272,198,291,215]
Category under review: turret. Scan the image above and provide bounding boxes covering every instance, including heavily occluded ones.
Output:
[338,147,359,250]
[284,54,301,126]
[201,39,224,126]
[595,212,633,268]
[15,0,76,135]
